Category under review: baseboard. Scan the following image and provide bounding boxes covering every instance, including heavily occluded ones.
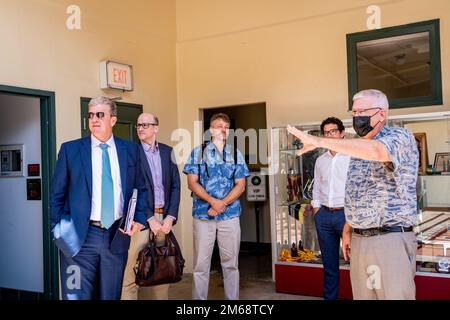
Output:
[0,287,44,301]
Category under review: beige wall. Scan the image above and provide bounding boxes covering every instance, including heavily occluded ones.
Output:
[176,0,450,128]
[175,0,450,271]
[0,0,177,145]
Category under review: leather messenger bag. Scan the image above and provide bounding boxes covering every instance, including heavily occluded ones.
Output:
[134,231,185,287]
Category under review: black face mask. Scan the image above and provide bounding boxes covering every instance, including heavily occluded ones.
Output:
[353,109,380,137]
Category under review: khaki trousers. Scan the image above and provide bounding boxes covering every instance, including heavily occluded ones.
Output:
[192,217,241,300]
[121,214,169,300]
[350,231,417,300]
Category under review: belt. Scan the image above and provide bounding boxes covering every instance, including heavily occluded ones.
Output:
[154,207,164,214]
[353,226,414,237]
[89,220,110,229]
[89,219,120,230]
[322,205,344,212]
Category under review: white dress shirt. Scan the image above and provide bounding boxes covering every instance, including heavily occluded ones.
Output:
[311,151,350,209]
[90,135,124,221]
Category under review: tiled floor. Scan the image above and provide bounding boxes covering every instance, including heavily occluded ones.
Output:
[166,252,321,300]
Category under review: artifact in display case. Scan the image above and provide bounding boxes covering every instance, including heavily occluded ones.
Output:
[416,210,450,274]
[287,174,302,202]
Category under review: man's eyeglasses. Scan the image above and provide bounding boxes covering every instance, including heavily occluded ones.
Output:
[351,107,381,117]
[323,128,341,137]
[88,112,115,119]
[135,123,158,129]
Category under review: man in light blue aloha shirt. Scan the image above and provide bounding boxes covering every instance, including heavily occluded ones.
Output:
[287,89,418,300]
[184,113,250,300]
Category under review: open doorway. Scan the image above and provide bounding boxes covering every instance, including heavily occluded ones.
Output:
[202,103,272,285]
[0,85,57,300]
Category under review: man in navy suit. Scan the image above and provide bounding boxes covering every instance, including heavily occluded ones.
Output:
[121,112,180,300]
[51,96,149,300]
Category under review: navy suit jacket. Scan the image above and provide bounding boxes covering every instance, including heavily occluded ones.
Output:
[50,135,149,257]
[139,142,180,223]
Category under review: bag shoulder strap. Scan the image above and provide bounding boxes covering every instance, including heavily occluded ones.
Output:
[167,231,185,262]
[232,142,238,180]
[198,142,209,179]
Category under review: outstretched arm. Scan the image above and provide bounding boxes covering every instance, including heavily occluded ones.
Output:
[287,125,390,162]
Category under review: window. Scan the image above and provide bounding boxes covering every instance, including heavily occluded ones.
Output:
[346,19,442,109]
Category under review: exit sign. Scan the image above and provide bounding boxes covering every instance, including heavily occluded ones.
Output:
[100,60,133,91]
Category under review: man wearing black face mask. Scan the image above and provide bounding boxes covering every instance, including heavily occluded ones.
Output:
[353,107,382,137]
[287,89,419,300]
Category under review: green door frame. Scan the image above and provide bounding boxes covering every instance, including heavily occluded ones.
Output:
[0,84,58,300]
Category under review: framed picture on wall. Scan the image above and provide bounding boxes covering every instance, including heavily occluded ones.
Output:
[413,132,428,175]
[434,152,450,173]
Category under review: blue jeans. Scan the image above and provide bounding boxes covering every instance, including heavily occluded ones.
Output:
[314,206,345,300]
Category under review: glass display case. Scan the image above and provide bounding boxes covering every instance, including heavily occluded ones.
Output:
[401,114,450,277]
[270,111,450,299]
[271,123,355,267]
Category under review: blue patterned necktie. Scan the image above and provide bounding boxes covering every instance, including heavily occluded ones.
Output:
[99,143,115,229]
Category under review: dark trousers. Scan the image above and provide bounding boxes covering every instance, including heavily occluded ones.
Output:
[314,206,345,300]
[59,225,128,300]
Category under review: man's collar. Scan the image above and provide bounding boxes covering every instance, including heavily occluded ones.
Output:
[142,141,159,152]
[374,125,389,139]
[91,134,115,148]
[207,141,230,152]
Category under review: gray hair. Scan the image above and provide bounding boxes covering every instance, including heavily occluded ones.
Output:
[353,89,389,110]
[88,96,117,116]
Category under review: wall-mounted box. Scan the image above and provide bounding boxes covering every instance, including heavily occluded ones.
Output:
[0,144,24,177]
[26,178,41,200]
[247,172,267,202]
